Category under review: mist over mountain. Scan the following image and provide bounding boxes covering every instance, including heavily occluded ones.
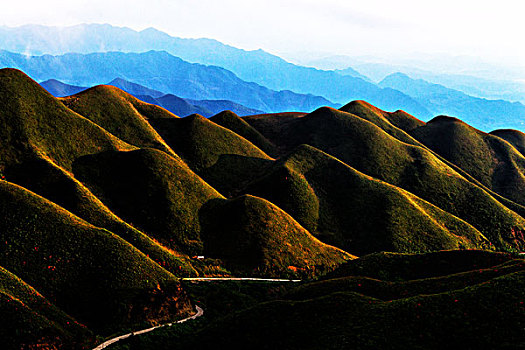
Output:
[40,78,262,117]
[0,49,334,113]
[0,24,433,118]
[379,73,525,130]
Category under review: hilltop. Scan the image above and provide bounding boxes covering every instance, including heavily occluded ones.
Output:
[1,67,525,348]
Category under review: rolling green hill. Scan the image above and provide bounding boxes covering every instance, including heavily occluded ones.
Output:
[2,67,525,349]
[0,180,194,334]
[244,144,489,255]
[200,195,354,278]
[245,106,525,251]
[490,129,525,156]
[410,116,525,207]
[111,250,525,350]
[61,85,177,157]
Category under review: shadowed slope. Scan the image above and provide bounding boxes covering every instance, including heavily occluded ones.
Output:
[245,145,489,255]
[5,156,197,276]
[0,266,92,350]
[411,116,525,206]
[150,251,524,350]
[210,110,278,157]
[0,180,193,334]
[0,68,133,172]
[61,85,177,157]
[200,195,354,278]
[490,129,525,156]
[72,148,223,255]
[149,113,273,194]
[262,107,525,251]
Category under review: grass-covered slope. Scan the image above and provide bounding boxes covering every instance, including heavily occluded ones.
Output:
[410,116,525,206]
[115,251,524,350]
[245,145,489,255]
[491,129,525,156]
[61,85,177,157]
[149,113,273,194]
[210,110,279,157]
[0,180,194,334]
[339,100,424,145]
[0,68,133,172]
[0,266,92,350]
[5,156,198,276]
[261,107,525,252]
[200,195,354,278]
[72,148,223,255]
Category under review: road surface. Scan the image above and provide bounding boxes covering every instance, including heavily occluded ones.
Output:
[91,305,204,350]
[91,277,299,349]
[182,277,301,282]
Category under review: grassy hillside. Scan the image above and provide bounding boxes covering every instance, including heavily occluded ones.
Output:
[0,68,133,172]
[244,145,489,255]
[491,129,525,156]
[61,85,177,157]
[410,116,525,206]
[200,195,354,278]
[110,251,525,350]
[149,113,273,194]
[210,110,279,157]
[72,148,223,256]
[251,106,525,252]
[0,179,194,334]
[0,266,92,349]
[5,156,198,277]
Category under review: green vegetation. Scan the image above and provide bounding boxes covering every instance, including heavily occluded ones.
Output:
[1,68,525,348]
[108,251,525,350]
[200,195,354,278]
[61,85,178,157]
[245,144,489,255]
[247,106,525,252]
[72,148,223,256]
[0,266,93,349]
[410,116,525,207]
[0,180,194,334]
[210,110,279,157]
[149,113,273,194]
[491,129,525,156]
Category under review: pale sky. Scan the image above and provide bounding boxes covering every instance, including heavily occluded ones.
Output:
[1,0,524,66]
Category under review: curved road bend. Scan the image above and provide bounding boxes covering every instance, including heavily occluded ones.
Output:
[91,278,300,349]
[91,305,204,350]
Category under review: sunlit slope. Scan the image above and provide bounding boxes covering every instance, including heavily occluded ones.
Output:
[149,113,273,194]
[210,110,279,157]
[200,194,354,278]
[0,68,133,172]
[244,144,489,255]
[61,85,177,157]
[247,106,525,251]
[410,116,525,206]
[0,180,193,334]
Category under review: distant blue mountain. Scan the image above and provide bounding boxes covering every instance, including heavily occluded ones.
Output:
[0,24,432,118]
[40,77,262,117]
[379,73,525,130]
[1,50,334,113]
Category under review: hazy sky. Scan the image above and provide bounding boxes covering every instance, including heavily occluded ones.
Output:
[1,0,524,66]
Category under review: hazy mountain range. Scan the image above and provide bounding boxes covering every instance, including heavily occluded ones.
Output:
[40,78,263,117]
[0,23,524,130]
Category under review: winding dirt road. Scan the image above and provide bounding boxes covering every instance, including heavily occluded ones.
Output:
[91,277,299,349]
[91,305,204,350]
